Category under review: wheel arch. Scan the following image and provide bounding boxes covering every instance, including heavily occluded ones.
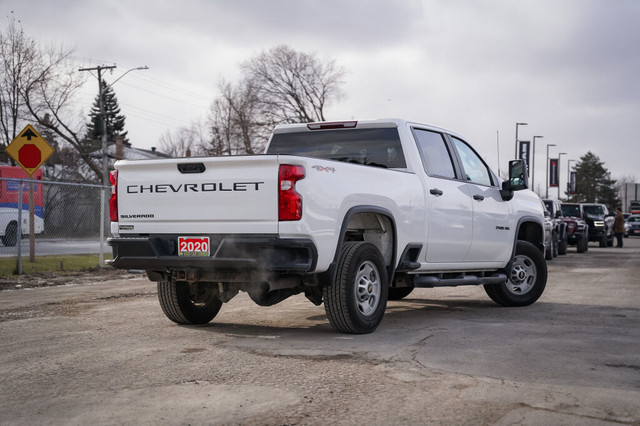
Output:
[502,216,545,274]
[307,206,397,287]
[516,217,545,253]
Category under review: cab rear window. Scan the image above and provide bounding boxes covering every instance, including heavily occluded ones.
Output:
[267,128,407,169]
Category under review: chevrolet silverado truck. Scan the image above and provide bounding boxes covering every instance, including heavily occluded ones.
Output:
[108,119,547,334]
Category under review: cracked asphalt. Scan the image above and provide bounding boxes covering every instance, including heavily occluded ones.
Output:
[1,238,639,425]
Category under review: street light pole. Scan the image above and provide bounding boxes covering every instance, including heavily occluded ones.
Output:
[545,143,556,199]
[101,66,148,185]
[558,152,567,200]
[515,122,528,158]
[78,65,148,267]
[532,135,543,194]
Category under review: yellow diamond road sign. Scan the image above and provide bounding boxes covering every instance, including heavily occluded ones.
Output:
[6,124,54,176]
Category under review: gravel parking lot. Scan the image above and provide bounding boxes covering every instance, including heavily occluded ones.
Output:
[1,238,639,425]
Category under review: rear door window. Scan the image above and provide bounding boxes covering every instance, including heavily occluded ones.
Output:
[411,128,457,179]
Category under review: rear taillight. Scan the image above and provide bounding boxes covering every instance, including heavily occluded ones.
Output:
[279,165,305,221]
[109,170,118,222]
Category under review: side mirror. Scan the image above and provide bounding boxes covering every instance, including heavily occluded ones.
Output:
[507,159,529,191]
[500,180,514,201]
[544,210,551,218]
[500,159,529,201]
[555,210,562,218]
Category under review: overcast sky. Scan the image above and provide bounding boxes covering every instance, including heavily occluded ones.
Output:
[3,0,639,193]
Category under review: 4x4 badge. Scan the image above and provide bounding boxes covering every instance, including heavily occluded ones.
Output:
[312,165,336,173]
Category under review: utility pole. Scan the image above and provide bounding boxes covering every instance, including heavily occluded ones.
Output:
[78,65,116,186]
[79,65,115,268]
[78,64,147,267]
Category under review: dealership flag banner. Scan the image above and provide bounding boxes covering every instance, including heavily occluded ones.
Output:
[519,141,531,172]
[549,158,559,187]
[569,170,578,194]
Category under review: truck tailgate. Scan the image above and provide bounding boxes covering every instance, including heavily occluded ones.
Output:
[115,156,279,235]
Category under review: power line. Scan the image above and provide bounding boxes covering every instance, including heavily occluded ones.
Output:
[117,80,211,109]
[131,73,213,101]
[121,103,197,127]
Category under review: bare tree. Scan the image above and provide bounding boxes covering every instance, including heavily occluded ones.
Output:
[21,49,100,181]
[159,120,209,158]
[160,45,346,158]
[242,45,345,124]
[207,79,269,156]
[0,15,39,152]
[0,16,106,182]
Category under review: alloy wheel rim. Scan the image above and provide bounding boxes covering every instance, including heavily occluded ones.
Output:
[507,254,537,295]
[355,260,381,316]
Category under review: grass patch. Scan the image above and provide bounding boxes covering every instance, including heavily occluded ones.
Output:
[0,254,112,277]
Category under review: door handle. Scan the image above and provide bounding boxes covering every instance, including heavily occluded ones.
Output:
[430,188,443,196]
[473,194,485,201]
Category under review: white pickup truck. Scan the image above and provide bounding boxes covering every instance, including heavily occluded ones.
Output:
[108,119,547,334]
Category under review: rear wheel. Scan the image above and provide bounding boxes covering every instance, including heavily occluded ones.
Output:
[484,240,547,307]
[1,222,17,247]
[324,242,388,334]
[158,278,222,324]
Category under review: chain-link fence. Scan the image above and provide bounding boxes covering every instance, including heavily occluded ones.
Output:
[0,177,110,274]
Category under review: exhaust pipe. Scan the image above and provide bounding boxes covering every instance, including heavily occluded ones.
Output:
[247,282,301,307]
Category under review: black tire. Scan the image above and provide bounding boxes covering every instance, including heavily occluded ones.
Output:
[577,236,588,253]
[1,222,17,247]
[484,240,547,307]
[157,278,222,325]
[558,234,568,255]
[607,233,614,247]
[388,286,414,301]
[599,232,607,247]
[545,237,554,260]
[552,234,559,257]
[323,242,388,334]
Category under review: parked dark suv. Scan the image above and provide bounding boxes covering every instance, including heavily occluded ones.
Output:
[582,203,614,247]
[561,203,613,247]
[543,199,568,256]
[560,203,589,253]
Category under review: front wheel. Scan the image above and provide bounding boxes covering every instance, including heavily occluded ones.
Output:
[545,236,554,260]
[599,232,607,247]
[607,232,614,247]
[484,240,547,307]
[324,242,388,334]
[558,234,568,255]
[577,236,588,253]
[158,278,223,324]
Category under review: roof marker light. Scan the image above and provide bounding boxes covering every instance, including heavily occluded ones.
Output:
[307,121,358,130]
